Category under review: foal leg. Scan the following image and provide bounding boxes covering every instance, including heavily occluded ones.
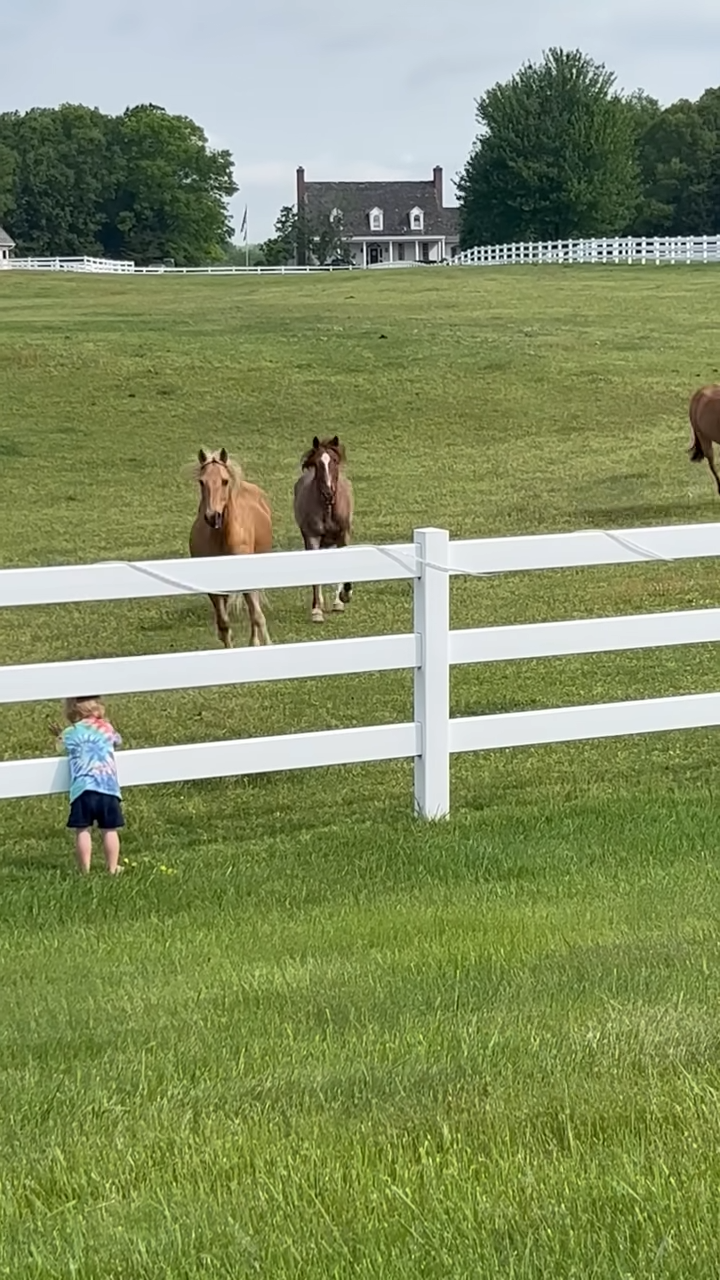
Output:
[303,534,324,622]
[332,532,353,612]
[312,583,325,621]
[243,591,271,647]
[209,593,233,648]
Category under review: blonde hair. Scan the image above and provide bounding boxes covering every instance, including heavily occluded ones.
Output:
[64,696,105,723]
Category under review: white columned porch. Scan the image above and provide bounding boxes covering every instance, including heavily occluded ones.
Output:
[362,241,367,268]
[415,240,419,261]
[388,241,393,264]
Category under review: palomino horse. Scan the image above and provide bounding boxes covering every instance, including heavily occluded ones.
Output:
[689,385,720,495]
[189,448,272,647]
[293,435,353,623]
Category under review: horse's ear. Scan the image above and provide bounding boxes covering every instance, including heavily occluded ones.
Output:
[198,448,207,464]
[312,436,320,450]
[219,447,228,463]
[331,435,339,446]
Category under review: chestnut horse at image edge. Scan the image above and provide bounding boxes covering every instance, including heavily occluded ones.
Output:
[293,435,354,622]
[189,447,272,647]
[689,384,720,495]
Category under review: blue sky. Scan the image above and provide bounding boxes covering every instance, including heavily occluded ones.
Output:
[2,0,720,240]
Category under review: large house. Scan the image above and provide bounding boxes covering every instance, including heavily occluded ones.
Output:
[0,226,14,263]
[297,165,459,267]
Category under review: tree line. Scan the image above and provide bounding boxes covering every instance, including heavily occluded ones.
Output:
[0,103,236,265]
[2,57,719,266]
[458,48,720,248]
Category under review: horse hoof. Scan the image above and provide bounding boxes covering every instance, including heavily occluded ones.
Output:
[311,609,324,623]
[332,600,345,613]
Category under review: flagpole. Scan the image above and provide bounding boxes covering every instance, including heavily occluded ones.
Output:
[244,205,249,269]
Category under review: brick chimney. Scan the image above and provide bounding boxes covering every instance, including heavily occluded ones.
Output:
[433,165,443,207]
[295,167,307,265]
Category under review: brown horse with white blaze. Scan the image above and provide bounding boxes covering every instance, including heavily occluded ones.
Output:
[189,447,272,647]
[689,384,720,495]
[293,435,354,623]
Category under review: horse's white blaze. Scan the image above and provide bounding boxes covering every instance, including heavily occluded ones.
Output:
[320,451,332,487]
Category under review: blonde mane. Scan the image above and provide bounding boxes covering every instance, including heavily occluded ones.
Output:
[189,449,244,488]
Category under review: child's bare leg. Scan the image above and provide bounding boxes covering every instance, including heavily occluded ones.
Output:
[101,830,120,875]
[74,829,92,874]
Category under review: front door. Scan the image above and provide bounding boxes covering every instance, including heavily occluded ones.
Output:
[421,242,430,263]
[368,244,381,265]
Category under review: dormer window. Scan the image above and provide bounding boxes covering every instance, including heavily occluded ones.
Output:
[410,207,424,232]
[369,207,383,232]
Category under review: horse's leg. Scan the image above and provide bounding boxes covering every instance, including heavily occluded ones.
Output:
[209,593,233,648]
[243,590,271,647]
[701,438,720,494]
[332,531,353,612]
[258,593,271,646]
[303,534,324,622]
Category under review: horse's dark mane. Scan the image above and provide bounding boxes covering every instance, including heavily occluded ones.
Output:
[300,438,347,471]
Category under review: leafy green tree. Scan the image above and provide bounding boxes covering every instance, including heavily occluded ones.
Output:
[312,209,354,265]
[214,239,268,267]
[102,105,237,264]
[0,105,117,255]
[0,102,235,263]
[458,48,641,246]
[0,141,16,222]
[633,98,716,234]
[695,88,720,232]
[262,205,298,265]
[262,204,353,265]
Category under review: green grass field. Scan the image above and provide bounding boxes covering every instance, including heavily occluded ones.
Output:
[3,265,720,1278]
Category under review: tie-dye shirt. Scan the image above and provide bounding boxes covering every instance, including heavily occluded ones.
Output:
[60,717,122,803]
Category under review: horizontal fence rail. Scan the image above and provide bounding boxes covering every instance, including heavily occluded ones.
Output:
[2,523,720,816]
[3,256,403,276]
[0,724,420,800]
[2,522,720,608]
[456,235,720,268]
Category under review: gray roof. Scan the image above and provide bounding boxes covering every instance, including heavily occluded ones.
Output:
[0,226,15,248]
[304,180,459,238]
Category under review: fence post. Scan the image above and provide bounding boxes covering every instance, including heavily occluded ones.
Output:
[413,527,450,819]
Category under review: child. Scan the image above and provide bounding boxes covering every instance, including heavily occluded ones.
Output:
[51,696,125,875]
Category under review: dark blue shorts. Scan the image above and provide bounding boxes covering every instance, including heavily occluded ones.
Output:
[67,789,125,831]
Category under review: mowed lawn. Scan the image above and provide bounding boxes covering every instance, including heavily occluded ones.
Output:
[3,266,720,1278]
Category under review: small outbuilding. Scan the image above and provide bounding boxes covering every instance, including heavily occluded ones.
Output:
[0,226,15,263]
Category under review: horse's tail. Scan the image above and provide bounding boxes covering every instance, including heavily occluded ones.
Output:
[228,589,271,616]
[689,430,704,462]
[689,391,706,461]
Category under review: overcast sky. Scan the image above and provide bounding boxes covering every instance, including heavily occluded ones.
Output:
[2,0,719,241]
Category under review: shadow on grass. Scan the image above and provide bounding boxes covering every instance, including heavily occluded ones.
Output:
[578,500,714,527]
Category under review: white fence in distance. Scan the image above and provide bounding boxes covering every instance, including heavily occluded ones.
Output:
[4,236,720,275]
[3,522,720,817]
[456,234,720,268]
[3,256,419,276]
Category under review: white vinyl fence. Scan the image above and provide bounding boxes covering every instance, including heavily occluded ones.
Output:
[3,256,362,276]
[4,236,720,275]
[2,522,720,818]
[456,235,720,268]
